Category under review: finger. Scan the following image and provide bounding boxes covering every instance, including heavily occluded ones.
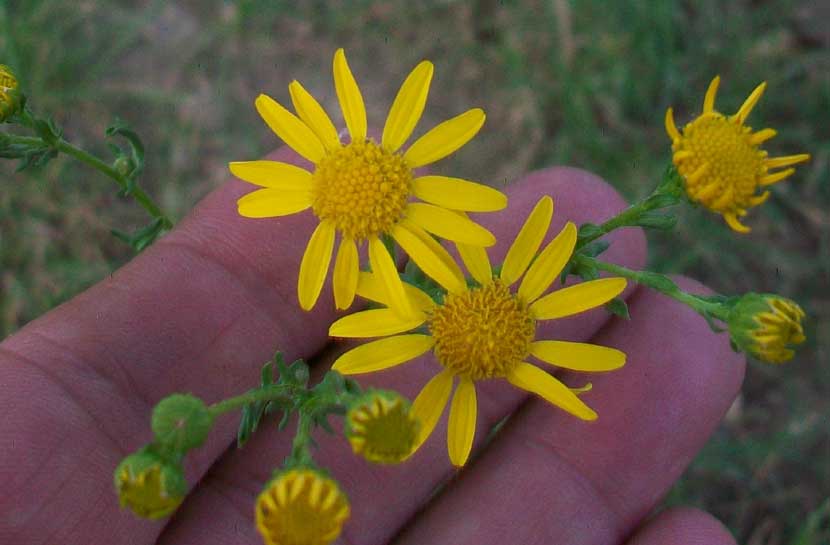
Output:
[0,146,340,544]
[394,277,745,545]
[625,507,736,545]
[157,166,648,545]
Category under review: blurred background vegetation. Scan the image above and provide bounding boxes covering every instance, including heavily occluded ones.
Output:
[0,0,827,542]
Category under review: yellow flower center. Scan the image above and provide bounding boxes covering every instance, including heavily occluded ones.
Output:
[429,281,535,380]
[311,140,412,240]
[674,113,766,212]
[346,394,419,464]
[256,469,350,545]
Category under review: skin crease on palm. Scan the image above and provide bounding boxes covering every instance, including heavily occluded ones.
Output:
[0,144,745,545]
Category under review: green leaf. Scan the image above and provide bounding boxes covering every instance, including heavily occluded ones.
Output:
[605,297,630,319]
[579,240,610,258]
[639,271,679,294]
[106,118,145,181]
[577,222,603,240]
[636,211,677,230]
[111,217,168,252]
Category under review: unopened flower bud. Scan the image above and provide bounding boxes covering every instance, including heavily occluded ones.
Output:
[256,468,350,545]
[152,394,213,452]
[345,389,420,464]
[728,293,806,364]
[114,450,186,519]
[0,64,20,122]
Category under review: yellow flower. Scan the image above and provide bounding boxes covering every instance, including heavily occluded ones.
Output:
[230,49,506,314]
[728,293,806,364]
[665,76,810,233]
[345,390,420,464]
[0,64,19,121]
[114,451,186,519]
[330,196,627,467]
[255,468,350,545]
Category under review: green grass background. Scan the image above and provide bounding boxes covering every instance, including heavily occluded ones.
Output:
[1,0,828,541]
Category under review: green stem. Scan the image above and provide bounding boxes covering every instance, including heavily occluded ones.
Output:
[56,139,172,227]
[4,133,172,228]
[582,256,729,322]
[288,411,315,468]
[208,384,295,417]
[576,164,684,249]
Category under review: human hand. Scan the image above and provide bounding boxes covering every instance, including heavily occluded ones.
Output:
[0,146,743,545]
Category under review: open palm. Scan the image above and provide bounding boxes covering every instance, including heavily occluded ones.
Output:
[0,146,743,545]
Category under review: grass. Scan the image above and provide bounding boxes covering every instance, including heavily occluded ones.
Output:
[1,0,828,541]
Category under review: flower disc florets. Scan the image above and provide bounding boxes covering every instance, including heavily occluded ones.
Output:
[429,280,535,380]
[311,139,412,240]
[255,468,350,545]
[675,113,765,212]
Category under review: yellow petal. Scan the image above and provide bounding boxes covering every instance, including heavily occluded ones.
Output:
[664,108,680,141]
[518,222,577,303]
[759,168,795,187]
[382,60,433,153]
[734,81,766,124]
[297,221,336,310]
[456,242,492,286]
[412,176,507,212]
[228,161,312,189]
[406,202,495,246]
[331,334,434,375]
[369,236,413,318]
[355,271,435,312]
[530,340,626,372]
[723,212,751,233]
[411,369,454,452]
[254,94,325,164]
[703,75,720,113]
[447,378,477,467]
[391,221,466,294]
[288,80,341,151]
[765,154,810,169]
[403,108,485,168]
[333,48,367,143]
[333,238,359,310]
[500,196,553,286]
[329,308,426,338]
[750,128,776,145]
[237,188,312,218]
[530,277,627,320]
[507,362,597,420]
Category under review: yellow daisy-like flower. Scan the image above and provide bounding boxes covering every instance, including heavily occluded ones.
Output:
[728,293,806,364]
[230,49,506,314]
[345,389,420,464]
[114,451,186,519]
[255,468,350,545]
[665,76,810,233]
[330,196,627,467]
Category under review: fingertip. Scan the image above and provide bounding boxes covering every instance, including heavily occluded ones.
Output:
[627,507,737,545]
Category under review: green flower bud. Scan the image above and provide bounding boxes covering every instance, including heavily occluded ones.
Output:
[114,155,135,177]
[728,293,806,364]
[344,389,420,464]
[0,64,20,122]
[114,449,186,519]
[151,394,213,452]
